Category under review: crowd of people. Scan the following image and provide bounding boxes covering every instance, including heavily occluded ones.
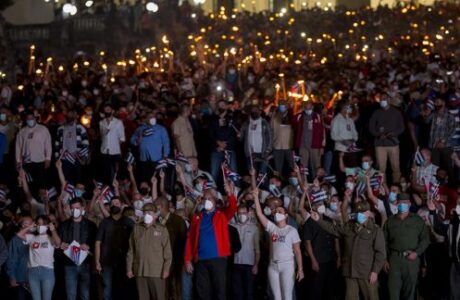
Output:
[1,2,460,300]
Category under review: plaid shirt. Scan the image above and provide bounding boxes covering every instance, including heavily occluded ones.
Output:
[428,111,456,148]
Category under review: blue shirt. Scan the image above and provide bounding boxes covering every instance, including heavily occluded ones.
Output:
[198,211,219,260]
[5,236,28,282]
[0,133,6,163]
[130,124,170,162]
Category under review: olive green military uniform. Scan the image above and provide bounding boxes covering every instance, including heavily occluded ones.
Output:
[383,213,430,300]
[318,218,386,300]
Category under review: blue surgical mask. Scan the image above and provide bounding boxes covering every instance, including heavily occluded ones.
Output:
[346,106,353,114]
[0,114,6,122]
[329,203,338,212]
[26,119,36,127]
[356,212,367,224]
[288,177,298,186]
[388,192,397,203]
[398,203,410,214]
[269,184,277,192]
[304,109,312,115]
[74,189,84,198]
[362,162,370,170]
[380,100,388,108]
[279,105,287,113]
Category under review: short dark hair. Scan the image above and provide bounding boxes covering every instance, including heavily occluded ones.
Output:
[69,198,84,206]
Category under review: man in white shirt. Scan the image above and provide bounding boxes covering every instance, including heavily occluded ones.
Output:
[15,111,52,190]
[99,103,125,184]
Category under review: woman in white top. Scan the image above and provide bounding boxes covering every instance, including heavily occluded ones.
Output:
[17,215,61,300]
[253,189,304,300]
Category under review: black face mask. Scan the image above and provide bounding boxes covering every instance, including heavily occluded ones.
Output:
[110,206,121,215]
[250,112,260,120]
[434,105,443,111]
[436,176,447,185]
[317,176,325,182]
[174,186,184,196]
[218,108,226,114]
[104,112,112,118]
[140,188,149,196]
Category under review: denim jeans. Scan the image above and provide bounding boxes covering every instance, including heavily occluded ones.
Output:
[210,150,238,184]
[182,271,193,300]
[64,264,90,300]
[102,265,129,300]
[28,266,55,300]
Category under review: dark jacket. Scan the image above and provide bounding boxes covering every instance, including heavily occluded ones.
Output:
[432,211,460,263]
[318,219,386,279]
[5,235,28,283]
[240,118,273,157]
[164,213,188,274]
[294,111,325,149]
[368,107,405,147]
[58,217,97,265]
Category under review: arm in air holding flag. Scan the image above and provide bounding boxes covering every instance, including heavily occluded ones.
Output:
[253,188,268,228]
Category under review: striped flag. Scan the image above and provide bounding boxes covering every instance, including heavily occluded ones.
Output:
[257,173,267,187]
[414,148,425,166]
[0,189,6,199]
[428,182,440,200]
[71,244,81,265]
[300,166,309,176]
[310,189,328,203]
[125,151,135,165]
[346,143,362,153]
[143,128,154,137]
[64,183,76,198]
[101,186,114,203]
[24,171,33,183]
[370,175,383,190]
[155,159,168,170]
[22,153,31,164]
[47,187,58,199]
[222,163,241,183]
[166,158,177,166]
[426,99,435,110]
[269,185,282,197]
[355,181,367,195]
[175,152,189,164]
[324,175,336,183]
[61,150,76,165]
[77,147,89,159]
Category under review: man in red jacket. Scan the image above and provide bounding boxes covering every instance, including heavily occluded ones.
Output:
[294,101,325,178]
[184,183,237,300]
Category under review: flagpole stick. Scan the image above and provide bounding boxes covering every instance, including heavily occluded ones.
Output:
[221,163,226,184]
[256,173,267,188]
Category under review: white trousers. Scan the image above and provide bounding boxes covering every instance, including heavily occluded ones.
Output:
[268,260,295,300]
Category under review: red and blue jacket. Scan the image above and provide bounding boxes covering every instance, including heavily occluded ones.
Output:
[184,194,237,263]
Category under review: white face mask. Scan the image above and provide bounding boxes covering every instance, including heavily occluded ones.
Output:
[144,214,154,224]
[238,214,248,223]
[38,225,47,235]
[204,200,214,211]
[263,206,272,216]
[274,213,286,223]
[149,117,156,126]
[317,205,326,215]
[134,200,144,210]
[185,164,192,173]
[72,208,82,219]
[456,204,460,217]
[346,182,355,190]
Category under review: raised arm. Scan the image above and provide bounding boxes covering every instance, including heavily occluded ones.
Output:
[55,160,67,188]
[253,188,268,228]
[151,174,158,200]
[18,169,33,203]
[365,174,379,206]
[127,164,139,193]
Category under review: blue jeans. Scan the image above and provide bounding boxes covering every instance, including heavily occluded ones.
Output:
[62,159,82,185]
[323,150,333,175]
[182,271,193,300]
[210,150,238,183]
[64,264,90,300]
[28,266,55,300]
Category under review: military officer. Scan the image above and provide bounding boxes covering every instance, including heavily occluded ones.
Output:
[383,193,430,300]
[311,201,386,300]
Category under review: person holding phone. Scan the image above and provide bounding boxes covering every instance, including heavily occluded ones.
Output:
[16,215,61,300]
